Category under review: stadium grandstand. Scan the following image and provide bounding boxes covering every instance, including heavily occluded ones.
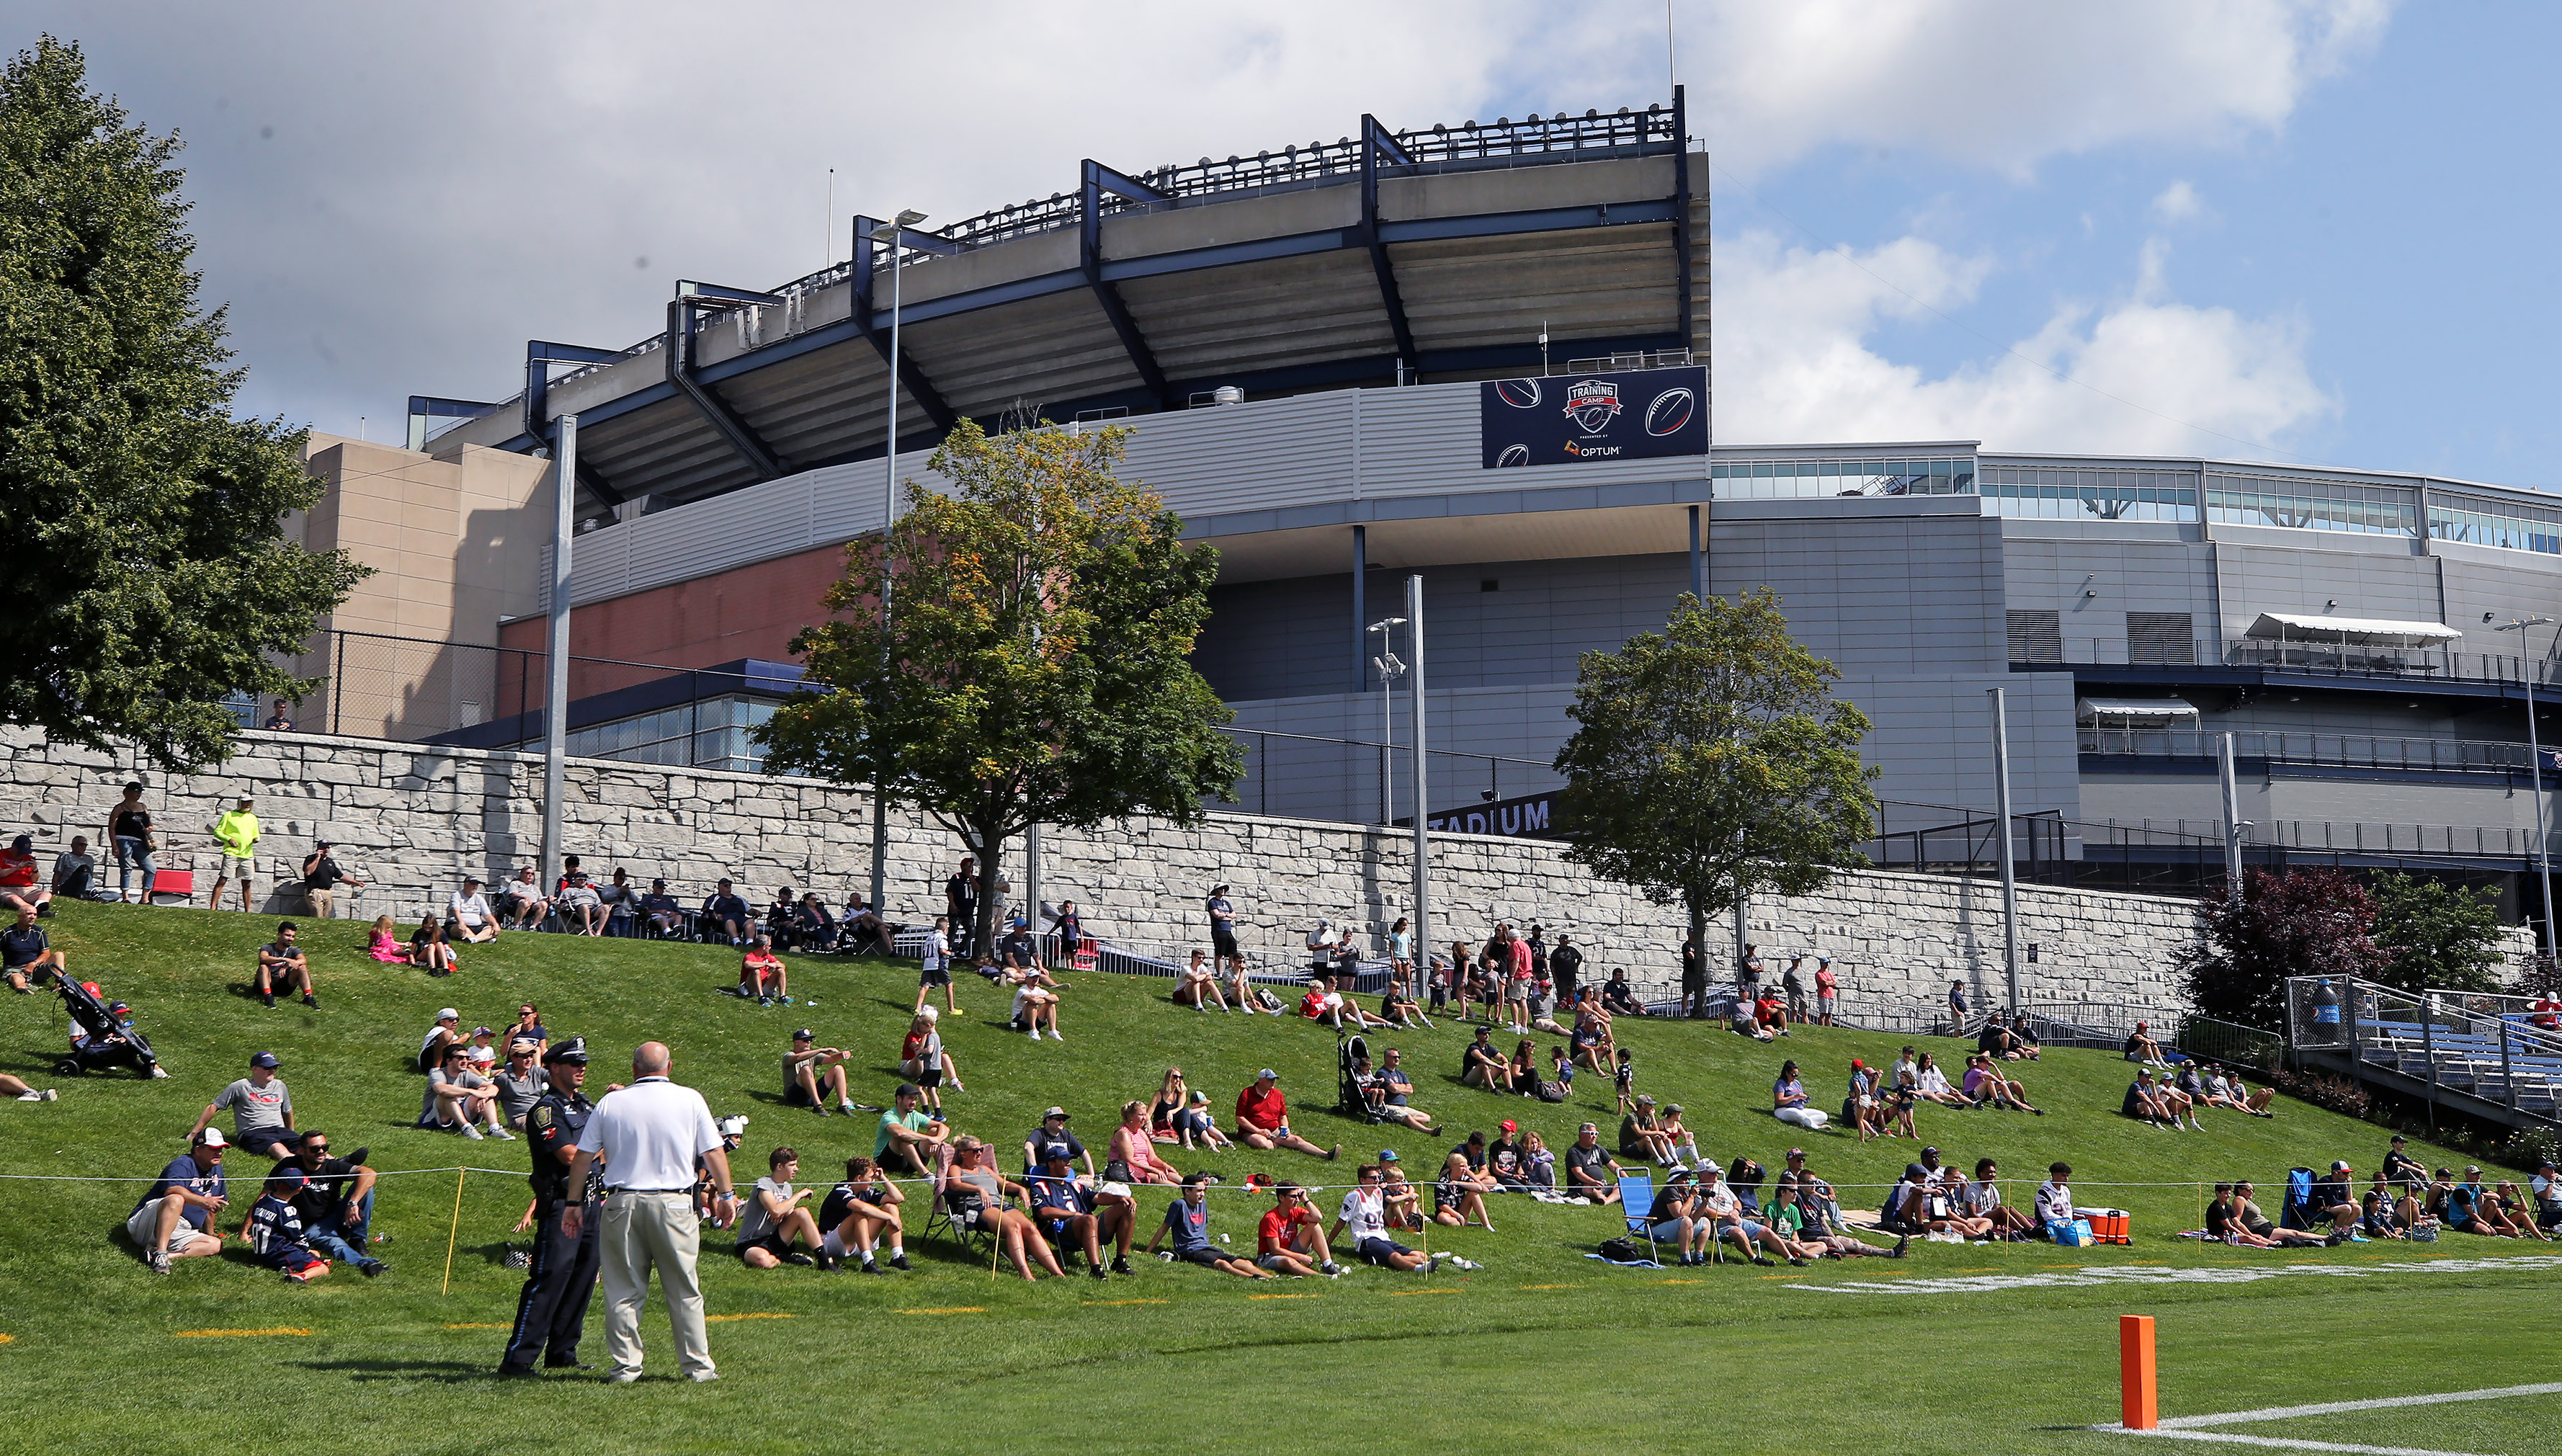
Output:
[289,89,2562,934]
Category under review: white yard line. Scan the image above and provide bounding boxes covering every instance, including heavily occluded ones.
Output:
[2091,1429,2497,1456]
[1799,1253,2562,1297]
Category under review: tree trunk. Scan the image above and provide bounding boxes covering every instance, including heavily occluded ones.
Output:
[968,825,1006,968]
[1686,892,1710,1019]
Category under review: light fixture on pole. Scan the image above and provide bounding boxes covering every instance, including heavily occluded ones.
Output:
[865,208,928,921]
[1369,615,1408,825]
[2494,615,2561,957]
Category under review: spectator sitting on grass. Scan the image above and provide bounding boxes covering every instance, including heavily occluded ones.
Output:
[421,1044,509,1141]
[1978,1010,2037,1061]
[492,1039,550,1130]
[1254,1182,1340,1277]
[1434,1146,1498,1230]
[2121,1067,2183,1131]
[1773,1175,1903,1259]
[3,903,64,993]
[736,1146,832,1270]
[1146,1171,1270,1279]
[1956,1156,2038,1239]
[1968,1053,2045,1115]
[1144,1068,1187,1141]
[2486,1179,2551,1240]
[1460,1026,1514,1092]
[245,1166,332,1283]
[1771,1059,1829,1130]
[2360,1173,2405,1240]
[1301,973,1388,1030]
[1911,1052,1971,1109]
[1334,1163,1447,1271]
[2233,1179,2343,1246]
[2205,1183,2288,1247]
[1022,1107,1092,1178]
[2373,1134,2421,1191]
[872,1084,949,1179]
[1619,1094,1678,1166]
[1486,1120,1532,1190]
[192,1051,298,1160]
[2124,1020,2168,1066]
[702,879,752,945]
[1697,1164,1795,1267]
[1378,978,1432,1029]
[1354,1050,1442,1135]
[280,1130,385,1277]
[818,1156,909,1274]
[1007,962,1063,1041]
[254,921,315,1010]
[52,835,105,903]
[499,867,551,931]
[2309,1161,2372,1241]
[1563,1121,1623,1204]
[1032,1149,1136,1278]
[1728,993,1775,1042]
[446,878,498,944]
[417,1009,462,1072]
[128,1128,228,1272]
[2214,1066,2277,1117]
[1234,1069,1336,1160]
[1602,969,1646,1016]
[782,1029,857,1117]
[1110,1099,1186,1183]
[738,936,790,1004]
[1174,949,1231,1011]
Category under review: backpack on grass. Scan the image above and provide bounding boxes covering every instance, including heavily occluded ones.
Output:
[1534,1080,1568,1104]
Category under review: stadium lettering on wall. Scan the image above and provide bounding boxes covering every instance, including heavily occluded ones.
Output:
[1480,365,1708,469]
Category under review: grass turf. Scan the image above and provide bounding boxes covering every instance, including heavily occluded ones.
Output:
[4,898,2558,1455]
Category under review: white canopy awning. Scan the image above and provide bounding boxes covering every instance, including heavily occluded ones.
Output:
[2077,697,2201,725]
[2243,612,2460,647]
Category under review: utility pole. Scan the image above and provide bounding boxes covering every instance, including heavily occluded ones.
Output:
[1407,575,1429,975]
[2495,616,2562,957]
[2218,731,2246,906]
[1988,687,2020,1017]
[538,414,577,890]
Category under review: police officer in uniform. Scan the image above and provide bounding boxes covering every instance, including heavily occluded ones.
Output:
[499,1037,599,1375]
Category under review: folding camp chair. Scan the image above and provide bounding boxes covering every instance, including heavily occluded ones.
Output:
[1618,1171,1661,1264]
[922,1184,996,1261]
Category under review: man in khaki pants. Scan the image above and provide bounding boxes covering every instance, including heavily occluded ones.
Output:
[561,1042,736,1383]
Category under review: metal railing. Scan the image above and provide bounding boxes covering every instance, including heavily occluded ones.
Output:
[2019,633,2562,688]
[2285,975,2562,1125]
[2079,726,2536,774]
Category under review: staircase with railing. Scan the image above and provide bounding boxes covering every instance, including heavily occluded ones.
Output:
[2283,975,2562,1131]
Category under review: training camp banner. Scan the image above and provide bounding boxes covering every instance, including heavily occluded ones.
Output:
[1478,365,1708,470]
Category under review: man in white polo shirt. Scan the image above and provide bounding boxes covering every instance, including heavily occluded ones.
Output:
[561,1041,735,1384]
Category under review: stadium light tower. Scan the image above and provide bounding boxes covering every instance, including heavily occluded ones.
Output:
[866,207,929,921]
[2494,615,2561,957]
[1369,615,1407,823]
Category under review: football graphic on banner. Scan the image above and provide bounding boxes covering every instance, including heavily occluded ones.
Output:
[1478,365,1707,469]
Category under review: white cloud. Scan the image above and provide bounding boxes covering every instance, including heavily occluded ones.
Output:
[1682,0,2393,177]
[2151,180,2206,223]
[1712,231,2336,455]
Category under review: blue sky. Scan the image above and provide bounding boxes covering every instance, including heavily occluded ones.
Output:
[19,1,2553,488]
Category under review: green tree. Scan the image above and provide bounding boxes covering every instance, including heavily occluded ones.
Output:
[0,37,365,771]
[1551,589,1878,1016]
[2182,867,2383,1030]
[755,417,1241,954]
[2369,872,2507,995]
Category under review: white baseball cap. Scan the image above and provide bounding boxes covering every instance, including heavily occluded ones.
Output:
[193,1127,228,1148]
[437,1009,460,1022]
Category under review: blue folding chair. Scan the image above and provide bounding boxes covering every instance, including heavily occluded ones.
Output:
[1618,1171,1661,1264]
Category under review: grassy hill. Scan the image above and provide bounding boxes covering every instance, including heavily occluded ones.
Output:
[5,898,2558,1455]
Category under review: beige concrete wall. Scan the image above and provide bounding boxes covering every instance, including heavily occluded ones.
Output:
[289,434,551,736]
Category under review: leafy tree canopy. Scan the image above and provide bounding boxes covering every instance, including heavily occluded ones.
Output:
[0,37,365,770]
[2369,872,2507,995]
[2182,867,2383,1031]
[1551,589,1877,1013]
[755,417,1241,951]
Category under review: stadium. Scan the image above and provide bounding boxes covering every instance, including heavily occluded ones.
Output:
[299,90,2562,926]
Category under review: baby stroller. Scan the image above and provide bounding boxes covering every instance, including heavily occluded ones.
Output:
[54,978,161,1078]
[1338,1032,1379,1122]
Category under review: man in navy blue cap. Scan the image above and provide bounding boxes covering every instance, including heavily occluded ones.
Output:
[501,1036,601,1375]
[192,1052,297,1160]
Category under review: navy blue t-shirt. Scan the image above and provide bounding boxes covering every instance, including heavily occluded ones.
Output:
[133,1155,225,1230]
[1162,1197,1210,1251]
[1026,1126,1084,1169]
[245,1193,313,1268]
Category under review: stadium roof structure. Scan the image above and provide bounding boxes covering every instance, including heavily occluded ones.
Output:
[423,92,1709,522]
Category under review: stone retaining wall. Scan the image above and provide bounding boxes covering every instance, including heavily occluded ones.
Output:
[4,728,2205,1019]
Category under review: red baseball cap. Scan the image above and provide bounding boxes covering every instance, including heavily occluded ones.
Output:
[1499,1119,1518,1133]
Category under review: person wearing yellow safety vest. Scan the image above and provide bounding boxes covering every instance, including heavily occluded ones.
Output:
[210,795,261,913]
